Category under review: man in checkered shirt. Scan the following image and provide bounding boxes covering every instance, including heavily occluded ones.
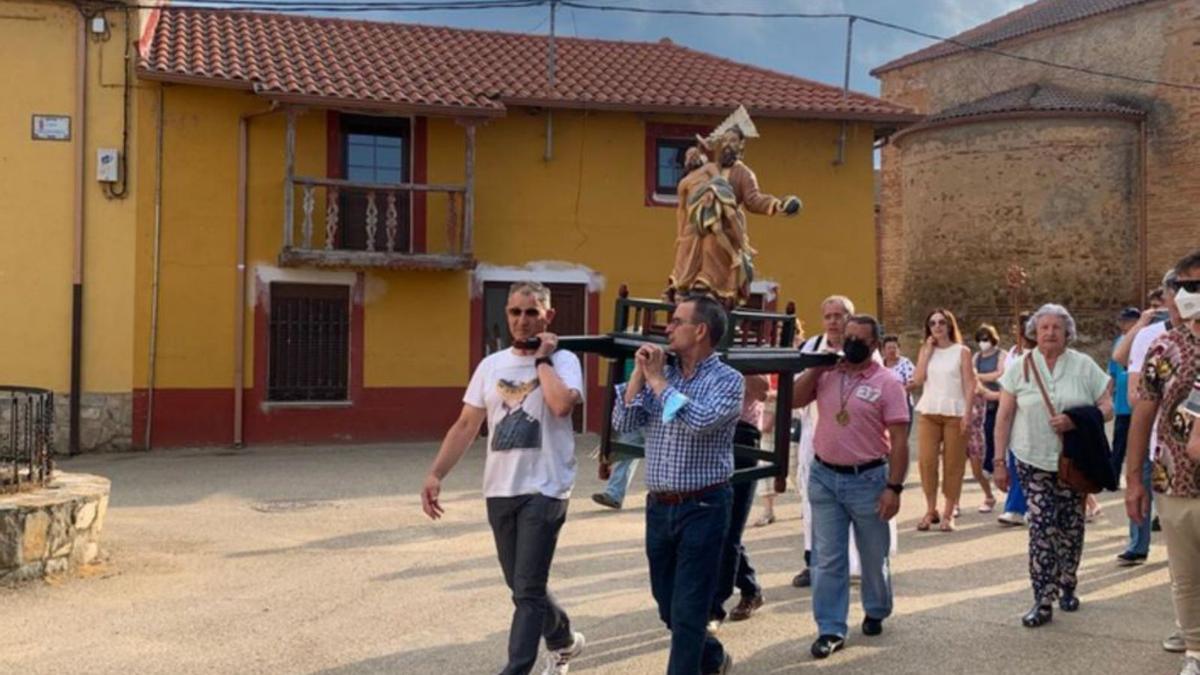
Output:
[613,295,743,675]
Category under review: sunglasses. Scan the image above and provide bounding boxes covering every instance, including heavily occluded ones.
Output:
[1174,279,1200,293]
[506,307,543,318]
[928,319,948,327]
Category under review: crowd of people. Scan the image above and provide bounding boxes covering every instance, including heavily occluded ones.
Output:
[419,247,1200,674]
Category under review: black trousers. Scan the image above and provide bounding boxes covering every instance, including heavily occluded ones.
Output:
[487,494,574,675]
[711,421,762,620]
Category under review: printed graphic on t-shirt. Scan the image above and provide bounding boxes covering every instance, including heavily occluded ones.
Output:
[491,377,542,451]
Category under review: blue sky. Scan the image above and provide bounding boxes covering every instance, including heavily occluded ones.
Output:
[307,0,1031,97]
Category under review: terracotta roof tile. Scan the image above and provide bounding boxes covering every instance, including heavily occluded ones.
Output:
[896,83,1143,138]
[872,0,1155,75]
[140,8,915,121]
[925,83,1143,123]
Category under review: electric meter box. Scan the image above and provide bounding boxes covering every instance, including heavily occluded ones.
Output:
[97,148,119,183]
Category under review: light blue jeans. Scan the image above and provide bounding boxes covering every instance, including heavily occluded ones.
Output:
[603,457,639,504]
[809,461,894,638]
[603,430,644,505]
[1126,457,1154,556]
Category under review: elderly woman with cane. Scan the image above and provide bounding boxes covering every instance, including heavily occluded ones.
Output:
[994,304,1113,628]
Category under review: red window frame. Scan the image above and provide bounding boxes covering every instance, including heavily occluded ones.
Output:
[644,122,708,207]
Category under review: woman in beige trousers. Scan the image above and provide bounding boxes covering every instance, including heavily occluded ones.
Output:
[912,308,976,532]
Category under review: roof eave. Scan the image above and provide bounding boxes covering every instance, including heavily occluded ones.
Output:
[260,92,505,118]
[136,67,506,118]
[137,68,257,92]
[502,97,922,124]
[891,108,1145,144]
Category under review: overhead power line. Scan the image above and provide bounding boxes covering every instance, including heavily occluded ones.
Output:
[108,0,1200,92]
[558,0,1200,92]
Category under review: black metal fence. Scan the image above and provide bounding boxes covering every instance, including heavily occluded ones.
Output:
[0,386,55,493]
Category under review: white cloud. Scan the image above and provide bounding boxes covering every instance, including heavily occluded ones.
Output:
[928,0,1030,35]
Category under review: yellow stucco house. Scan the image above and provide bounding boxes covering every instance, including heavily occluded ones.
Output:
[4,1,915,450]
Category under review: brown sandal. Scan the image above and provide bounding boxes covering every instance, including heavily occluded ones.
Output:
[917,512,939,531]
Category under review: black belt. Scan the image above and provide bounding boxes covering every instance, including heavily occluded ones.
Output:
[648,481,728,505]
[815,456,886,475]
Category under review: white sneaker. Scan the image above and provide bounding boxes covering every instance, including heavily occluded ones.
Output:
[1163,630,1186,653]
[1180,655,1200,675]
[541,632,585,675]
[997,512,1024,527]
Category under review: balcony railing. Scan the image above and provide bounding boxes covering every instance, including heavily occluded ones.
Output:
[280,176,474,270]
[277,108,477,271]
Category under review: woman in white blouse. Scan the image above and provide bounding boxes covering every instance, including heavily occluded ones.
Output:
[993,304,1112,627]
[913,308,977,531]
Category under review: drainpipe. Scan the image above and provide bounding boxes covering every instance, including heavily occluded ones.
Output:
[69,12,87,456]
[1137,118,1149,305]
[544,0,557,161]
[144,85,165,451]
[234,104,279,448]
[834,17,855,166]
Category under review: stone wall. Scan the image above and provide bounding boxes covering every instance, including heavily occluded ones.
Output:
[877,0,1200,343]
[54,393,133,453]
[890,117,1140,358]
[0,473,110,583]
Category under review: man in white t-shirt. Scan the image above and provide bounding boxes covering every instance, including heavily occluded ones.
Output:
[421,281,586,675]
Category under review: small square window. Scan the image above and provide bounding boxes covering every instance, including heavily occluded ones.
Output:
[645,122,708,207]
[655,140,692,197]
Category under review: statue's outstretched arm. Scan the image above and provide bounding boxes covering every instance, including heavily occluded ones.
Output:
[733,164,801,217]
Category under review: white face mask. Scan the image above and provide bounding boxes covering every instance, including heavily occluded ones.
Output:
[978,340,993,352]
[1177,287,1200,320]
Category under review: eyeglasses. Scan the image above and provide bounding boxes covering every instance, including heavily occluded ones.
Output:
[1175,279,1200,293]
[506,307,542,318]
[667,317,697,328]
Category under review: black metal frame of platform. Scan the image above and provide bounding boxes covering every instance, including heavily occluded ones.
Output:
[558,293,834,491]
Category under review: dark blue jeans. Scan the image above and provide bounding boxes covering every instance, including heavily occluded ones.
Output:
[711,422,762,620]
[646,484,732,675]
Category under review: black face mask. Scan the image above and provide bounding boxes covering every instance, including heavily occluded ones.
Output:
[843,338,872,364]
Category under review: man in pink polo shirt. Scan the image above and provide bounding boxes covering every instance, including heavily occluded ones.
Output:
[792,314,910,660]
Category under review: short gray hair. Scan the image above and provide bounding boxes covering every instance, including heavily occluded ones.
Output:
[1026,303,1077,341]
[508,281,551,308]
[821,295,855,314]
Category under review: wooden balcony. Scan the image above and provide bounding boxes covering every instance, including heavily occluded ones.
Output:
[278,109,477,271]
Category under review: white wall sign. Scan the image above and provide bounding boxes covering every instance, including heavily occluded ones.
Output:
[32,115,71,141]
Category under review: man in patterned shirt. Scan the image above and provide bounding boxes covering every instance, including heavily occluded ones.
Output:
[1127,249,1200,675]
[613,295,743,675]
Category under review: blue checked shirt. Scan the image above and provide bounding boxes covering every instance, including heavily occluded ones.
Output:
[612,354,744,492]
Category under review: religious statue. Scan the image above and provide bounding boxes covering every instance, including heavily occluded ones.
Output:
[668,106,802,306]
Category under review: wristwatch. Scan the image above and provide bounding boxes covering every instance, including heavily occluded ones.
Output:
[534,356,554,368]
[886,483,904,495]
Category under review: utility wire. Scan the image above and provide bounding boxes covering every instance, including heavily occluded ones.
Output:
[108,0,1200,92]
[559,1,1200,92]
